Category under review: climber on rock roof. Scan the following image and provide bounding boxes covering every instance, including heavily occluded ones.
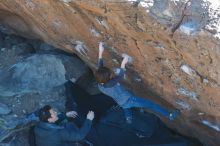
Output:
[94,42,180,124]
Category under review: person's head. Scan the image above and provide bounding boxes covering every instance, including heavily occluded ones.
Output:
[39,105,58,123]
[94,67,113,84]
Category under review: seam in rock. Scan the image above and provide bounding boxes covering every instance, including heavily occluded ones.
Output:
[171,0,192,35]
[131,38,148,68]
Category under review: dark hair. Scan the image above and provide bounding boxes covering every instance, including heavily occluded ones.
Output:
[39,105,52,122]
[94,67,112,84]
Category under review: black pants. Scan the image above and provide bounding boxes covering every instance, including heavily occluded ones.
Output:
[64,81,116,123]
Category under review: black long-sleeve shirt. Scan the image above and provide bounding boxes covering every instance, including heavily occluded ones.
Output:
[97,58,131,105]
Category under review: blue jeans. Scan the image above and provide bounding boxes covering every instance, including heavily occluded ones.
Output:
[121,96,170,117]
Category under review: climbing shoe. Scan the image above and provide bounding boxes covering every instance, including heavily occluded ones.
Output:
[125,116,132,124]
[169,110,180,121]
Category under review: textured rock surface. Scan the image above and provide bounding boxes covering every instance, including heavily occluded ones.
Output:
[0,53,88,96]
[0,102,11,115]
[0,0,219,145]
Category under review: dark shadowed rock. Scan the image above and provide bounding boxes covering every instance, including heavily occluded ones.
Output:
[11,43,35,55]
[3,35,25,49]
[39,42,58,52]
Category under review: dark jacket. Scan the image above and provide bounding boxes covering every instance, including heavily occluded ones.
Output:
[34,119,92,146]
[97,58,131,106]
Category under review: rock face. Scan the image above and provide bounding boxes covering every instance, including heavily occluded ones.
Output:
[0,54,87,96]
[0,103,11,115]
[0,0,219,145]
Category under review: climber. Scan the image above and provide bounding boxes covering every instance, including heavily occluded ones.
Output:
[94,42,180,124]
[34,105,94,146]
[7,80,82,129]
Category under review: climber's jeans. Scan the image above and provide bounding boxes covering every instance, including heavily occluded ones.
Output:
[121,96,170,117]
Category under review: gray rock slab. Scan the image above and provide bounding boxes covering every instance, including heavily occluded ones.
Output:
[0,54,88,96]
[0,103,11,115]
